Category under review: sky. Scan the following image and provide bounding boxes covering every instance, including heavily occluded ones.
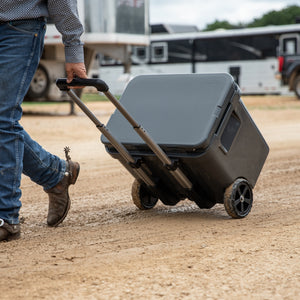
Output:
[149,0,299,29]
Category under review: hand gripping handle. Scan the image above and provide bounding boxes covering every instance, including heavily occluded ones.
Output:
[56,78,109,92]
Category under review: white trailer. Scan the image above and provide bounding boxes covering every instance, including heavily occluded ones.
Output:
[100,24,300,96]
[26,0,149,101]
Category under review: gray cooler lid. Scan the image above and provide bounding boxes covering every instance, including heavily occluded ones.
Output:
[101,73,238,150]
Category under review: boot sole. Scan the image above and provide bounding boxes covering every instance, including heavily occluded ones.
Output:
[7,232,21,241]
[0,231,21,242]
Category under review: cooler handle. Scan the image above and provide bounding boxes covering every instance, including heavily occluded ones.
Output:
[56,78,109,92]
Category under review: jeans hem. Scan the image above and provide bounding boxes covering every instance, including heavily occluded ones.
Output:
[0,218,20,225]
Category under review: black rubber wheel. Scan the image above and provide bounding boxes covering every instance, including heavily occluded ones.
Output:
[26,64,50,99]
[293,74,300,99]
[224,178,253,218]
[131,179,158,210]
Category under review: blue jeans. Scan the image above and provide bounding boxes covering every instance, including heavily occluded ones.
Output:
[0,19,66,224]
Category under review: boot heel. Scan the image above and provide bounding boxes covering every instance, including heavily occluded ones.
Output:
[69,162,80,185]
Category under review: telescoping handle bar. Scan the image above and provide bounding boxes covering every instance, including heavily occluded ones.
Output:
[56,79,154,187]
[56,78,193,191]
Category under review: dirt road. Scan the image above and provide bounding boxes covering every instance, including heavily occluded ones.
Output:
[1,95,299,299]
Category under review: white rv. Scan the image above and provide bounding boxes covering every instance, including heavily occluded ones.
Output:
[26,0,149,101]
[100,23,300,95]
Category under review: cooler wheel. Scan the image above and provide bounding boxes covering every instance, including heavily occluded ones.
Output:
[224,178,253,218]
[131,179,158,210]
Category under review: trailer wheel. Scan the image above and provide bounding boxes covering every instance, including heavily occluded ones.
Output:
[224,178,253,218]
[131,179,158,210]
[293,74,300,99]
[27,64,49,99]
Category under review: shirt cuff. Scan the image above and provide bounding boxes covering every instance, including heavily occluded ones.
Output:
[64,44,84,63]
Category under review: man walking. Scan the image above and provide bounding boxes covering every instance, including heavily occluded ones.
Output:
[0,0,87,241]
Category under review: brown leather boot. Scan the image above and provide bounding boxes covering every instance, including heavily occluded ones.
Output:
[0,219,21,242]
[46,161,80,227]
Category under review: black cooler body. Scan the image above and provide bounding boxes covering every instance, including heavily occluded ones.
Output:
[101,73,269,208]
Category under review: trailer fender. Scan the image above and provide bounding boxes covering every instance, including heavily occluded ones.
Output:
[26,64,50,99]
[287,64,300,90]
[292,74,300,99]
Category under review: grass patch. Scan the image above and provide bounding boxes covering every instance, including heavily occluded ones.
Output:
[22,101,61,106]
[82,93,110,102]
[22,93,120,107]
[80,93,121,102]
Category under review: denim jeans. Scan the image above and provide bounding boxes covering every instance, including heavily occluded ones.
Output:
[0,19,66,224]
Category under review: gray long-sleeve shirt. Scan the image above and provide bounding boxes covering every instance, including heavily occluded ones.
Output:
[0,0,84,63]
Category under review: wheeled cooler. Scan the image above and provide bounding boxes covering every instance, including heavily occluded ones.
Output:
[56,73,269,218]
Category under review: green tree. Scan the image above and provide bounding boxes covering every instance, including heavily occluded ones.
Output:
[248,5,300,27]
[203,20,237,31]
[203,5,300,31]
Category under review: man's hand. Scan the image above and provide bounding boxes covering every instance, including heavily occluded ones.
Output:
[65,62,88,87]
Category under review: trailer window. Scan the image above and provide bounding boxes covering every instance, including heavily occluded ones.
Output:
[132,46,149,63]
[84,0,148,35]
[283,38,297,55]
[151,43,168,63]
[116,0,147,34]
[279,34,300,55]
